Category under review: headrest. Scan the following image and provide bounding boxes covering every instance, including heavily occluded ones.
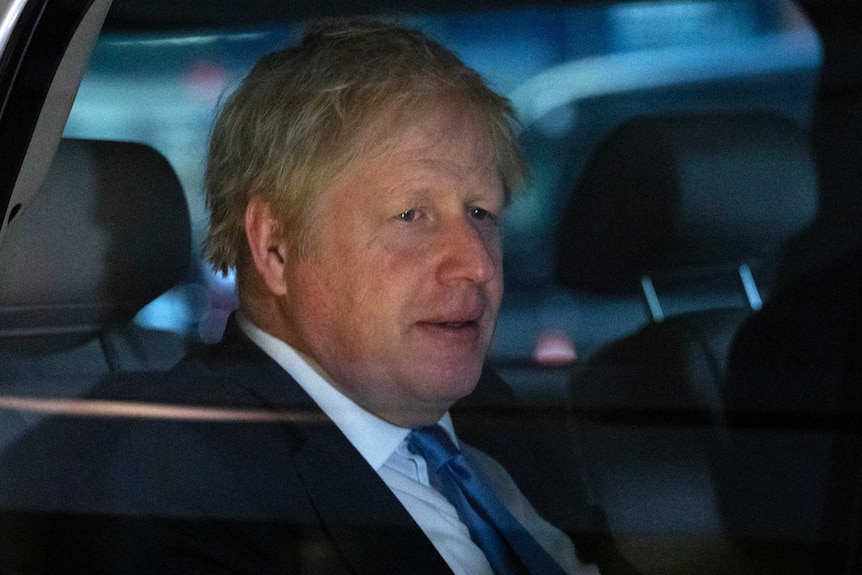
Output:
[0,139,190,339]
[555,112,819,292]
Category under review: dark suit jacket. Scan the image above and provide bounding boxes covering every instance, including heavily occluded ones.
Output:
[0,317,634,574]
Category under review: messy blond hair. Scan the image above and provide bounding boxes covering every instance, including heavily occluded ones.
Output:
[204,18,525,275]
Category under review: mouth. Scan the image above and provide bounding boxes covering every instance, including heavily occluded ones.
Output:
[416,307,483,329]
[412,297,493,343]
[416,320,479,334]
[412,306,489,348]
[418,319,479,331]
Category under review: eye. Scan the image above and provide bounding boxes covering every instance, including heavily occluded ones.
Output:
[399,209,417,222]
[469,207,497,222]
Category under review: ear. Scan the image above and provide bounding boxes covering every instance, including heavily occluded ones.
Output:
[244,196,289,297]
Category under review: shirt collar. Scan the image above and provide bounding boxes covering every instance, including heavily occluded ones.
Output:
[235,311,456,468]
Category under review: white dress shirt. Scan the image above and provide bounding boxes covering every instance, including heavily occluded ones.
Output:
[237,313,598,575]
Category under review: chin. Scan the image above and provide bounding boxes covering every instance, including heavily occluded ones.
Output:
[419,361,483,403]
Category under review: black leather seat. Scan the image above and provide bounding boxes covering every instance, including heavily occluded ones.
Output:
[0,138,191,379]
[714,246,862,574]
[0,138,191,460]
[555,111,820,572]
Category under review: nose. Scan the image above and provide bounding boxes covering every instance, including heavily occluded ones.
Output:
[435,216,500,286]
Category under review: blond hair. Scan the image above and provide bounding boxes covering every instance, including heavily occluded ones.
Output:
[204,18,525,275]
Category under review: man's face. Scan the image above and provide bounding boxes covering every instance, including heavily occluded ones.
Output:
[279,102,505,427]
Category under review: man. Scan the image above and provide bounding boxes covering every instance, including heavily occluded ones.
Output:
[0,18,627,575]
[173,17,607,575]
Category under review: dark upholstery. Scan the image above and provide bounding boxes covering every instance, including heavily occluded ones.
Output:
[562,111,820,407]
[559,112,820,572]
[714,247,862,572]
[0,138,191,375]
[556,111,818,292]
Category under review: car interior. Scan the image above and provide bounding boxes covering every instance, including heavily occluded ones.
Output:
[561,108,819,541]
[1,0,860,573]
[0,138,190,379]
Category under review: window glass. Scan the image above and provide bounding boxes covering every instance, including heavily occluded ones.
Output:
[6,2,860,573]
[62,0,820,358]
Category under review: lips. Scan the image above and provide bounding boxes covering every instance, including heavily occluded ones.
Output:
[419,319,478,330]
[439,320,475,328]
[416,307,484,329]
[410,293,494,343]
[413,308,486,345]
[414,321,481,351]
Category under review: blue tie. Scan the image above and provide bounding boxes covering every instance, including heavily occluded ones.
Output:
[407,425,568,575]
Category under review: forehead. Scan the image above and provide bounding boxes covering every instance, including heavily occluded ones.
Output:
[299,98,504,238]
[356,99,499,176]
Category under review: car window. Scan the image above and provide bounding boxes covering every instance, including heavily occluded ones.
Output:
[62,0,820,359]
[3,1,861,573]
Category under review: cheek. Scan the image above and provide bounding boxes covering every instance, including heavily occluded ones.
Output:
[488,242,505,301]
[325,256,399,338]
[349,259,409,325]
[491,270,504,304]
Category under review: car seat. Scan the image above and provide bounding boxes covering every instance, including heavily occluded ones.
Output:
[555,111,819,573]
[0,138,191,380]
[715,221,862,573]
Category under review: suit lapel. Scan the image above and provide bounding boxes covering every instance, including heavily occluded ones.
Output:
[291,424,452,574]
[208,317,454,574]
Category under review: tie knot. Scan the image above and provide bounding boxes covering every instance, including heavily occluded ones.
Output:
[407,425,460,472]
